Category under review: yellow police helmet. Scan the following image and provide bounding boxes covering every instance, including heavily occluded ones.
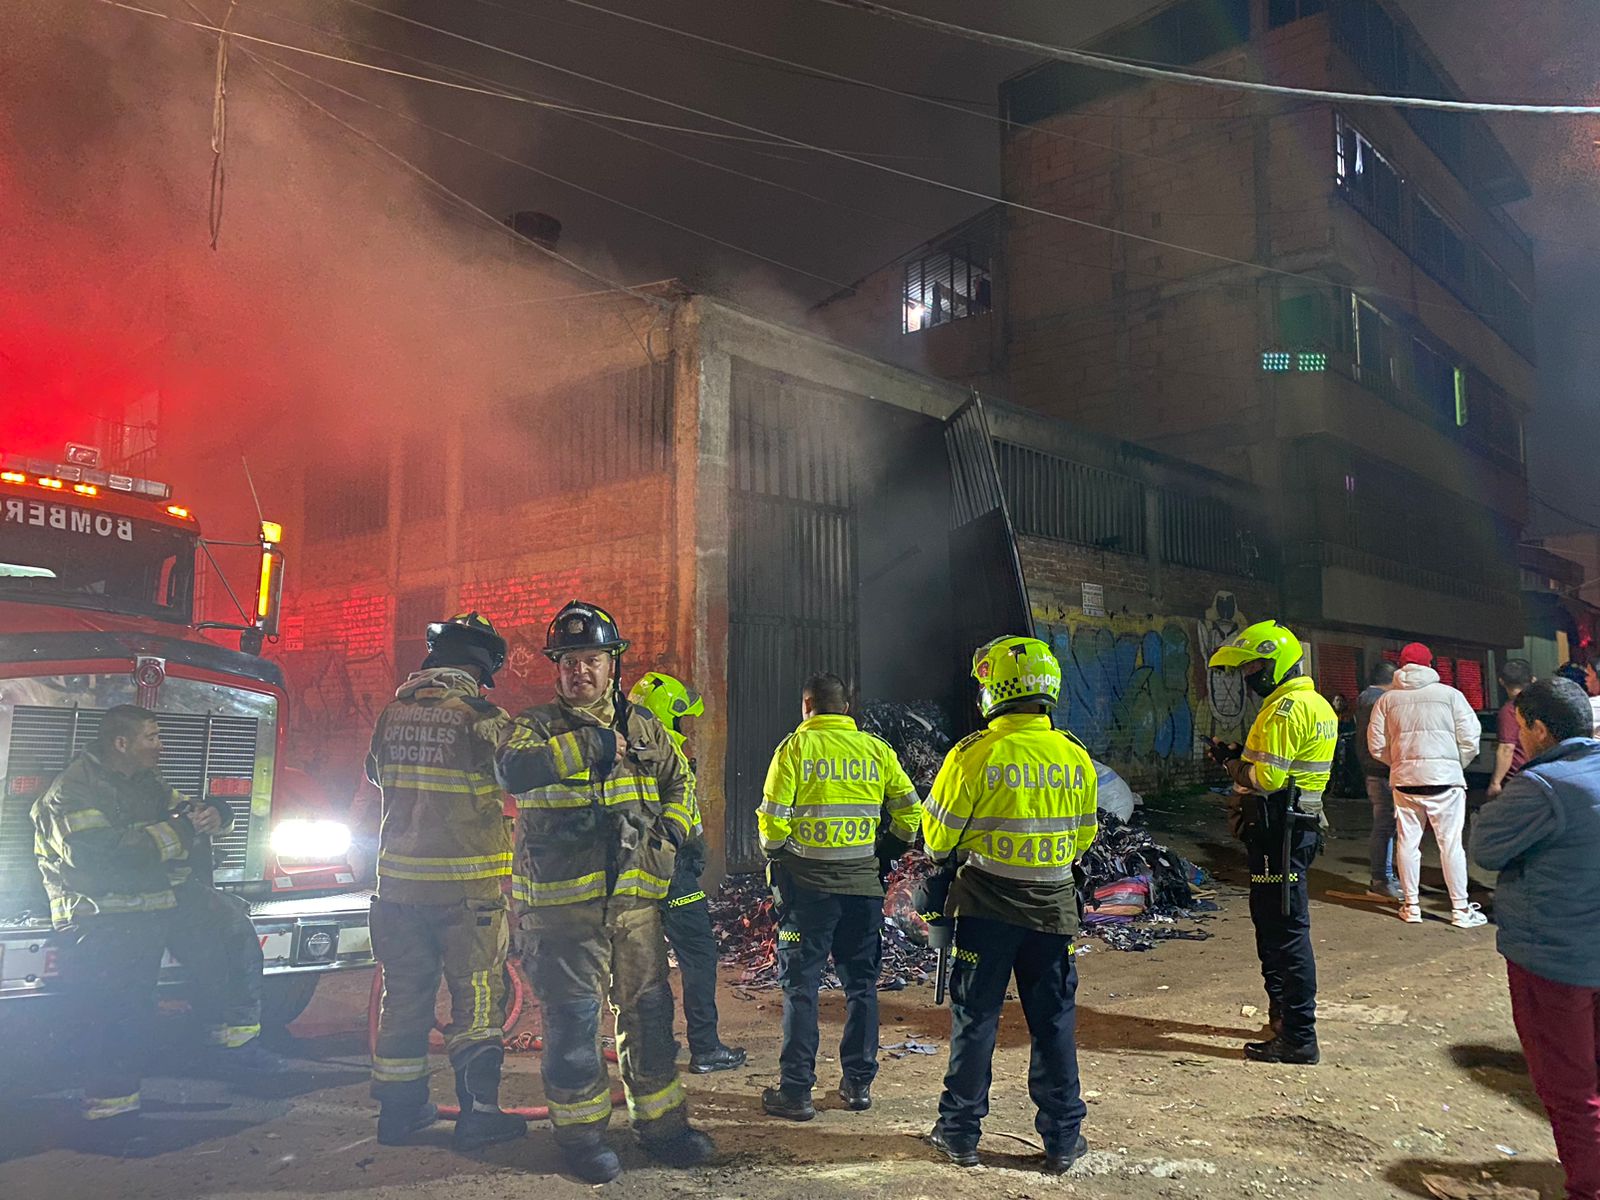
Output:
[972,635,1062,719]
[1207,618,1303,686]
[627,672,703,736]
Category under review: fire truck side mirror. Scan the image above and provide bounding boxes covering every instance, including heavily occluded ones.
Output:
[248,520,286,655]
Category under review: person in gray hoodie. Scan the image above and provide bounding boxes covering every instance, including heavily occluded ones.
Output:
[1471,677,1600,1200]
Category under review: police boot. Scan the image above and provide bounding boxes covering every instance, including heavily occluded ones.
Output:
[376,1079,440,1146]
[761,1084,815,1121]
[1043,1133,1089,1175]
[560,1130,623,1183]
[452,1048,527,1152]
[1267,1001,1284,1037]
[1243,1034,1320,1065]
[689,1043,747,1074]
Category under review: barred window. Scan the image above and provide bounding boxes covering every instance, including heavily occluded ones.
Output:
[903,248,991,333]
[304,460,389,542]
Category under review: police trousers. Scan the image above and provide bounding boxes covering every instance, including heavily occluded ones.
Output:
[168,882,264,1047]
[523,898,687,1147]
[58,915,168,1117]
[661,890,722,1056]
[369,896,510,1103]
[775,885,881,1092]
[937,915,1085,1155]
[1245,812,1320,1047]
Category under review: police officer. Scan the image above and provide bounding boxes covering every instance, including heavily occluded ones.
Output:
[627,672,746,1074]
[1206,619,1334,1065]
[758,672,921,1121]
[366,613,527,1150]
[922,637,1098,1174]
[496,601,714,1183]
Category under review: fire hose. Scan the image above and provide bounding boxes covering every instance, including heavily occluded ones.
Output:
[367,959,625,1121]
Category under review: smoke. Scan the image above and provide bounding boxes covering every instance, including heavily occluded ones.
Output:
[0,0,659,520]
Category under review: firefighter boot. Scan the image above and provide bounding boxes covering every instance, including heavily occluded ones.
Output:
[642,1126,717,1168]
[452,1048,527,1152]
[560,1130,623,1184]
[377,1079,440,1146]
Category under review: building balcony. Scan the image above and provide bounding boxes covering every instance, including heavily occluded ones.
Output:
[1285,539,1522,648]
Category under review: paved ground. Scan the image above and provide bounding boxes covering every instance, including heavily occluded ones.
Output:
[0,791,1564,1199]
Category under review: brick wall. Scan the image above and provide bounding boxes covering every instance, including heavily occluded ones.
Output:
[1018,533,1273,793]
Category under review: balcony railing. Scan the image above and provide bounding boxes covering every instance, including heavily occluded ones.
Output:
[1288,540,1517,608]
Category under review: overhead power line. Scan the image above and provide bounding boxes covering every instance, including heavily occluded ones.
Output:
[247,51,856,291]
[812,0,1600,116]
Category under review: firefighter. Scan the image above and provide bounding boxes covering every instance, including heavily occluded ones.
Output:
[758,672,921,1122]
[32,703,270,1142]
[1206,619,1335,1065]
[366,612,527,1150]
[496,601,714,1183]
[922,637,1098,1173]
[627,671,746,1074]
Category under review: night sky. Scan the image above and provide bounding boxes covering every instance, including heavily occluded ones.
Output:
[3,0,1597,529]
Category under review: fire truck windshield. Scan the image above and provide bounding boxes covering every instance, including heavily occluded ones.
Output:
[0,500,196,622]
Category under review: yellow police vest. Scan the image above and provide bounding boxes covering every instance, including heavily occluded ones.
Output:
[1242,676,1337,799]
[758,714,919,860]
[923,713,1098,881]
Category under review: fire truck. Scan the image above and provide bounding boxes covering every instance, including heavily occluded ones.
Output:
[0,443,373,1027]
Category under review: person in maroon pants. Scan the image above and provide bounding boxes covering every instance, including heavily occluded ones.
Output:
[1471,677,1600,1200]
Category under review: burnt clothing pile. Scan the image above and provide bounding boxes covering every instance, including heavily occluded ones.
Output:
[1076,813,1215,951]
[857,701,953,794]
[707,869,937,991]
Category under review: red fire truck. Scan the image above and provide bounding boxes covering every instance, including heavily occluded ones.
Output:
[0,443,373,1027]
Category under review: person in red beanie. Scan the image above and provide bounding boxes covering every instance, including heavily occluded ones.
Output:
[1368,643,1485,927]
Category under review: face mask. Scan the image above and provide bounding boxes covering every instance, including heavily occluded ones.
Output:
[1246,665,1280,700]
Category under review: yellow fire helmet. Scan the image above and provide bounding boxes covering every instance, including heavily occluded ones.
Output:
[627,671,704,742]
[972,635,1062,719]
[1207,618,1304,687]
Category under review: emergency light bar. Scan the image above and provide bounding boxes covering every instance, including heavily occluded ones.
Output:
[0,449,171,500]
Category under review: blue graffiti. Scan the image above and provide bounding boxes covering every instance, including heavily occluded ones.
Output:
[1036,620,1194,765]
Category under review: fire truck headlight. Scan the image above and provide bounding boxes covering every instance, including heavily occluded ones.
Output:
[271,819,352,864]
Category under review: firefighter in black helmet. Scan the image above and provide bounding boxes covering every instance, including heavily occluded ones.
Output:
[496,601,713,1183]
[366,612,527,1150]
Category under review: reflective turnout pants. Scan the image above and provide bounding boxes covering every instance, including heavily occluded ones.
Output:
[167,883,264,1047]
[58,916,167,1118]
[523,899,687,1147]
[370,896,510,1102]
[662,890,722,1057]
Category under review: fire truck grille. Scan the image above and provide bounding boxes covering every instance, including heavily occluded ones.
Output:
[1,707,262,912]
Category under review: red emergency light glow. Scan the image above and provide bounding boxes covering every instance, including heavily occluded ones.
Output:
[166,504,192,520]
[9,776,44,795]
[0,471,25,485]
[72,483,98,496]
[38,477,64,490]
[208,776,254,797]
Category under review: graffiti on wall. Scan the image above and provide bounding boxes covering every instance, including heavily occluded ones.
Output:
[1034,612,1196,766]
[1195,590,1258,745]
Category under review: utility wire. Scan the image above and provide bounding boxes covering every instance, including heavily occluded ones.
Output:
[248,51,857,290]
[527,0,1204,170]
[813,0,1600,116]
[333,0,1530,318]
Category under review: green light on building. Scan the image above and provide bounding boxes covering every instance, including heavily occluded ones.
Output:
[1454,367,1468,426]
[1261,350,1292,372]
[1296,352,1327,372]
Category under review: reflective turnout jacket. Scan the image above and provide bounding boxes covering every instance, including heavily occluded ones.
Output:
[367,667,514,904]
[498,697,691,909]
[923,713,1098,933]
[32,751,198,929]
[758,714,919,863]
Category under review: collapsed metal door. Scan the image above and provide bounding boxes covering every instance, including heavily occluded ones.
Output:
[725,364,859,872]
[944,394,1032,730]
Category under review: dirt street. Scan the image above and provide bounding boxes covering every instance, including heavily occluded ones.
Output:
[0,792,1564,1199]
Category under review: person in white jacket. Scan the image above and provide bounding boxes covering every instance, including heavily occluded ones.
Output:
[1367,643,1485,928]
